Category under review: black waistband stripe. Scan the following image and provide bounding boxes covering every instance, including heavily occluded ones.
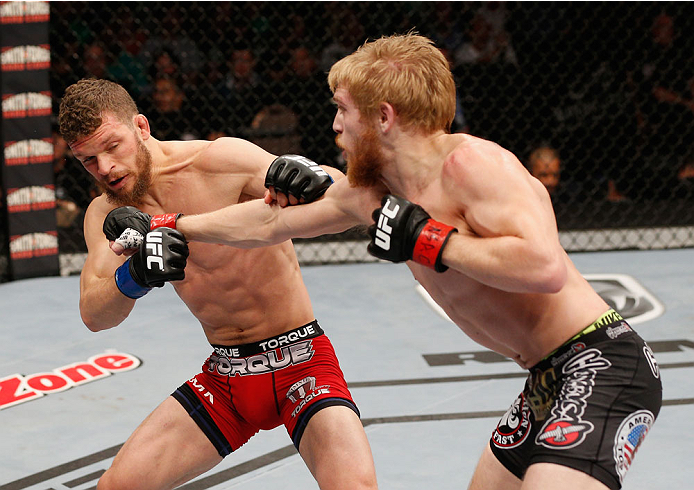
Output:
[211,320,323,358]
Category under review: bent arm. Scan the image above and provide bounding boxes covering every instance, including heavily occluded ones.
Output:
[177,178,378,247]
[440,220,567,294]
[438,147,567,294]
[79,198,136,331]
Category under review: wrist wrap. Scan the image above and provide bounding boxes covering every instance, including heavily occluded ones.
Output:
[412,220,457,272]
[115,259,151,299]
[150,213,181,230]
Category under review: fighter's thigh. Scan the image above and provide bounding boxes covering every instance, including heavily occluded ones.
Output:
[99,397,222,490]
[298,406,377,490]
[468,444,522,490]
[522,463,610,490]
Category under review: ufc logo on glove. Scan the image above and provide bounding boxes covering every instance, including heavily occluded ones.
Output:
[374,199,400,250]
[146,231,165,271]
[367,194,456,272]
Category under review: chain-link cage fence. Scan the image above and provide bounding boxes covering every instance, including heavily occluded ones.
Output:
[9,1,694,277]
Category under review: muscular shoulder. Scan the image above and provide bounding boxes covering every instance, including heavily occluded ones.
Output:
[446,135,516,174]
[82,195,117,247]
[194,137,275,174]
[84,194,120,233]
[85,194,113,222]
[443,135,525,194]
[162,137,277,200]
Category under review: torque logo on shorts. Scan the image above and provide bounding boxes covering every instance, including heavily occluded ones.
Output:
[207,340,315,377]
[493,393,532,449]
[536,348,611,449]
[286,376,331,418]
[287,376,317,403]
[258,324,317,352]
[613,410,655,483]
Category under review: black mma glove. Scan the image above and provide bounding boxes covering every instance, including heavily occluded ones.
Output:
[103,206,183,253]
[265,154,333,203]
[367,194,457,272]
[104,206,183,249]
[114,227,189,299]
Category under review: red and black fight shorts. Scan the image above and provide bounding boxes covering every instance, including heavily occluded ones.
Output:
[171,320,359,457]
[490,310,662,490]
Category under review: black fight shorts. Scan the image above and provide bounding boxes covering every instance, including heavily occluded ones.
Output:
[490,310,662,490]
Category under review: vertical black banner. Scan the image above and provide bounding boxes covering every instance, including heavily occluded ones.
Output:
[1,1,59,280]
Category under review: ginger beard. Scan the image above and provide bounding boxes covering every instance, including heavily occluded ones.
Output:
[100,138,152,206]
[336,123,386,188]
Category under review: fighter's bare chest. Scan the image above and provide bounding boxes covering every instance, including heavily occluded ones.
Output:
[145,178,244,216]
[172,242,257,303]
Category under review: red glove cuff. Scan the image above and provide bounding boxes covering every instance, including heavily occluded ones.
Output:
[412,220,457,272]
[150,213,181,230]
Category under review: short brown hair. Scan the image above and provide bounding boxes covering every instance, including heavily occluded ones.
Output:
[328,33,456,133]
[58,79,138,144]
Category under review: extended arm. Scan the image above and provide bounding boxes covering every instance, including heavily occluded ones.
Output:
[104,153,362,250]
[177,177,375,247]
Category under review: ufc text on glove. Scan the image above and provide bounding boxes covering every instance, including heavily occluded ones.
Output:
[114,228,189,299]
[368,194,457,273]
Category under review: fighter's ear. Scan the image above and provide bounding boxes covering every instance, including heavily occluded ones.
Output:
[378,101,396,134]
[134,114,151,140]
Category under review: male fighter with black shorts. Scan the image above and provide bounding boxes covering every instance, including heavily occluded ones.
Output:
[107,34,663,489]
[58,78,378,490]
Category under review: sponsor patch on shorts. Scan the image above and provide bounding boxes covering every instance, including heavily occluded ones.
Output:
[492,393,532,448]
[536,348,611,449]
[613,410,655,483]
[286,376,332,418]
[605,321,632,339]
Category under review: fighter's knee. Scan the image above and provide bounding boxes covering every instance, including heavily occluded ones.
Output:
[319,472,378,490]
[96,468,141,490]
[356,470,379,490]
[96,470,114,490]
[312,460,378,490]
[335,464,377,490]
[348,461,378,489]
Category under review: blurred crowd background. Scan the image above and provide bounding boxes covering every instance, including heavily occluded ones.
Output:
[2,1,694,280]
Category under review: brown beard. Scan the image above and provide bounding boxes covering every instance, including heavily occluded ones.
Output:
[339,124,386,188]
[101,139,152,206]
